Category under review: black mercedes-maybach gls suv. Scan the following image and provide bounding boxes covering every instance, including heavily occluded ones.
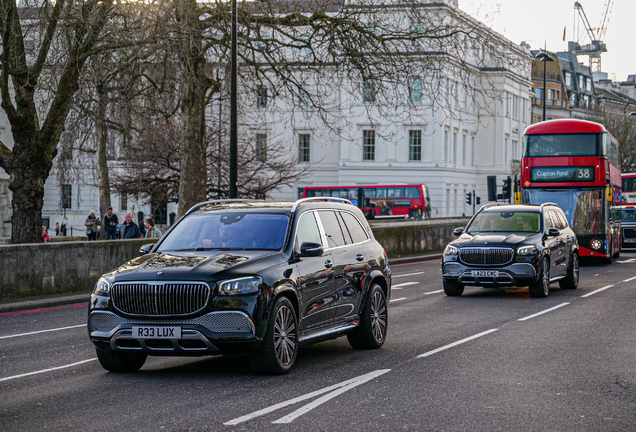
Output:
[88,198,391,374]
[442,203,579,298]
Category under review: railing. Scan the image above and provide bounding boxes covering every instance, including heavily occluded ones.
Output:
[532,71,562,82]
[532,97,568,108]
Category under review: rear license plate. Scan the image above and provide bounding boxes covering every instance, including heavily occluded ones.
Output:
[471,270,499,277]
[624,238,636,243]
[132,326,181,339]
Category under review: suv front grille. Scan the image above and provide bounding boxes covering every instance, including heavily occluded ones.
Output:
[459,248,514,266]
[112,282,211,315]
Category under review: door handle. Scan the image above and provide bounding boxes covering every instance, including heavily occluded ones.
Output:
[324,260,333,268]
[356,254,365,262]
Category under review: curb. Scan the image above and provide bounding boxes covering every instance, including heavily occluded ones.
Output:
[0,294,90,314]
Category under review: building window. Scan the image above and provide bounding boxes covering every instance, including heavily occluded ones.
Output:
[363,79,376,102]
[256,86,267,108]
[409,76,422,103]
[120,193,128,211]
[409,130,422,161]
[586,79,592,92]
[61,184,72,209]
[504,135,509,167]
[512,139,519,160]
[299,84,311,109]
[452,131,457,163]
[535,88,543,99]
[444,128,449,162]
[411,22,424,37]
[471,136,475,166]
[363,130,375,161]
[256,133,267,162]
[578,75,584,89]
[565,72,572,87]
[462,133,467,165]
[298,134,310,163]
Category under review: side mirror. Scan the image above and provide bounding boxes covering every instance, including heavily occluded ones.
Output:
[299,242,323,257]
[546,228,560,237]
[140,244,154,256]
[453,227,464,236]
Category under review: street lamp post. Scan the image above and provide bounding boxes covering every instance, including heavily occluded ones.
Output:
[535,52,554,121]
[229,0,238,198]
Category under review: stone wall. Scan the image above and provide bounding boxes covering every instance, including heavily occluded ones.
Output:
[0,238,158,302]
[0,219,470,302]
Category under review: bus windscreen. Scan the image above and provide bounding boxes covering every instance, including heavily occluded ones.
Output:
[524,134,599,157]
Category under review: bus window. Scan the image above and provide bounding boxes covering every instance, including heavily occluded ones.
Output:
[405,187,419,198]
[525,133,599,157]
[387,188,403,199]
[365,188,376,199]
[376,188,386,199]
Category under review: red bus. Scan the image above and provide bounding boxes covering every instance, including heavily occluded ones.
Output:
[303,184,431,218]
[520,119,622,262]
[621,173,636,204]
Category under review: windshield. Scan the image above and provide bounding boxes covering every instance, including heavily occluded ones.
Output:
[524,133,599,157]
[466,211,540,234]
[621,208,636,222]
[522,188,605,235]
[157,212,290,252]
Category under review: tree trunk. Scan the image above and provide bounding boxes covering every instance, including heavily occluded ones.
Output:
[96,89,112,238]
[176,0,208,217]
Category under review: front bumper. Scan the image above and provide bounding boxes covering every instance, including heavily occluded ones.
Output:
[88,310,258,355]
[443,262,538,287]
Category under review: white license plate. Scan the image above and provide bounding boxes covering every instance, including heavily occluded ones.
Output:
[471,270,499,277]
[624,238,636,243]
[132,326,181,339]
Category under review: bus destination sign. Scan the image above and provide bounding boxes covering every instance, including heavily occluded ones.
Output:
[530,166,595,183]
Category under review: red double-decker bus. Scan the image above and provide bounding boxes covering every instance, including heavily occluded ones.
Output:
[520,119,622,262]
[303,184,431,218]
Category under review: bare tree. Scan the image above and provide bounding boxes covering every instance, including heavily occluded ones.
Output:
[590,109,636,172]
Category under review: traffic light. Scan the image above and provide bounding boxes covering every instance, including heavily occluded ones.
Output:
[487,176,497,201]
[466,191,472,205]
[502,176,512,202]
[476,197,481,205]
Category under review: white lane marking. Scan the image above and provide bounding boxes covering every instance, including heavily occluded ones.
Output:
[224,369,391,426]
[617,258,636,263]
[271,369,391,424]
[389,297,407,303]
[392,272,424,278]
[623,276,636,283]
[392,282,419,288]
[424,289,444,295]
[581,285,614,298]
[0,324,86,340]
[417,329,498,358]
[517,303,570,321]
[0,359,97,382]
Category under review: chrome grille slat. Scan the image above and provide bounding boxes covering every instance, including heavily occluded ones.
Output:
[459,247,514,266]
[112,282,210,315]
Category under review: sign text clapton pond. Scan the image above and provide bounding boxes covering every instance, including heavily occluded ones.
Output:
[530,166,595,183]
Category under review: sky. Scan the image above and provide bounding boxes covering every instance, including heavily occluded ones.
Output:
[459,0,634,81]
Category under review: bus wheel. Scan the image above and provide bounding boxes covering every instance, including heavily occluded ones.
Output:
[602,242,613,264]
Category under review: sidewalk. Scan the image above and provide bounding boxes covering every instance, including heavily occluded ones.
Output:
[0,252,443,314]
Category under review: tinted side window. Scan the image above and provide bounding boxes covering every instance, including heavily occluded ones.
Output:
[295,212,322,250]
[544,212,555,230]
[318,211,346,248]
[341,212,369,244]
[547,211,562,229]
[556,211,569,229]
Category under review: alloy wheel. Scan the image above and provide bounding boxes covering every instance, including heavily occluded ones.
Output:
[542,257,550,296]
[273,305,296,366]
[370,290,387,342]
[573,254,579,285]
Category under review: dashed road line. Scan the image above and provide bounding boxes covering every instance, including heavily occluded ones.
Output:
[424,289,444,295]
[0,359,97,382]
[518,303,570,321]
[581,285,614,298]
[224,369,391,426]
[417,329,498,358]
[622,276,636,283]
[0,324,86,340]
[392,282,419,288]
[392,272,424,278]
[389,297,407,303]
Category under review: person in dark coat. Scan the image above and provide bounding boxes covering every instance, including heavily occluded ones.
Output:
[103,207,119,240]
[119,212,140,239]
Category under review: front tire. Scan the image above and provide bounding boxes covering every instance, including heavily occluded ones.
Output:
[347,284,388,349]
[96,349,147,372]
[559,253,579,290]
[250,296,298,375]
[443,279,464,296]
[529,256,550,298]
[602,241,613,264]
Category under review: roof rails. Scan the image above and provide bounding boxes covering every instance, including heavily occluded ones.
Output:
[478,202,510,212]
[291,197,353,212]
[185,199,261,216]
[539,202,558,209]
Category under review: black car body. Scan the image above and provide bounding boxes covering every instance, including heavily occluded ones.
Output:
[442,203,579,298]
[618,205,636,249]
[88,198,391,374]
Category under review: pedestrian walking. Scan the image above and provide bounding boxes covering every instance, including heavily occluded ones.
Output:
[42,226,50,243]
[119,212,140,239]
[55,222,60,236]
[85,210,101,241]
[144,218,162,239]
[103,207,119,240]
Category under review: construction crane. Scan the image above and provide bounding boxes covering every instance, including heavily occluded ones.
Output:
[571,1,614,72]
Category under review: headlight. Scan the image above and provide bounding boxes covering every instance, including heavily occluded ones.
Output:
[517,246,538,256]
[218,276,262,296]
[444,245,459,255]
[93,277,112,296]
[590,239,603,250]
